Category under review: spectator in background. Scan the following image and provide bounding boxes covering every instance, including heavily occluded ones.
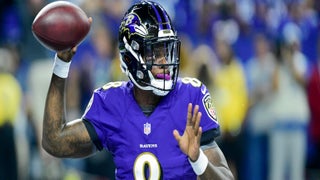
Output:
[192,44,218,91]
[212,37,249,180]
[15,0,50,61]
[0,47,22,180]
[268,23,310,180]
[306,38,320,176]
[5,45,32,180]
[284,0,318,65]
[245,33,277,180]
[69,18,116,114]
[70,0,130,113]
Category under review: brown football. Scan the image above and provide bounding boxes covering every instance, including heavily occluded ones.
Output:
[32,1,90,51]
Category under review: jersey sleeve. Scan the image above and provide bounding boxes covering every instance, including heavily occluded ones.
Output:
[81,89,107,151]
[198,83,221,144]
[81,86,123,151]
[83,118,103,151]
[180,78,220,144]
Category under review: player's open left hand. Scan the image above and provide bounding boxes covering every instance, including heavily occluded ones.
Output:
[173,103,202,162]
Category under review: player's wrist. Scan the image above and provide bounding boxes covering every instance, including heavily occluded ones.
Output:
[188,148,208,176]
[53,53,71,78]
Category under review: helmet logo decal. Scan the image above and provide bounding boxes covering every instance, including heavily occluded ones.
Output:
[120,13,147,38]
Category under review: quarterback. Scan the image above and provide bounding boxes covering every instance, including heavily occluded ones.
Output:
[42,1,234,179]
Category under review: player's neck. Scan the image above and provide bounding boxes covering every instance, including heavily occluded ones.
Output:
[133,87,161,107]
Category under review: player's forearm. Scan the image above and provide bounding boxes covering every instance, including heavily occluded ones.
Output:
[42,74,96,158]
[197,147,234,180]
[200,163,234,180]
[42,74,69,156]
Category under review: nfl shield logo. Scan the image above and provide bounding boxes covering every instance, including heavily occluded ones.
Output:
[144,122,151,135]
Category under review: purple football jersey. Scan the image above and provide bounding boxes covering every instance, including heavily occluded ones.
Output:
[82,77,220,179]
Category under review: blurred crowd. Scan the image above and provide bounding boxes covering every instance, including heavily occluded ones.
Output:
[0,0,319,179]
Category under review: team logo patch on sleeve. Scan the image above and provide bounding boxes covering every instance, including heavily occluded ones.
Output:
[202,93,218,122]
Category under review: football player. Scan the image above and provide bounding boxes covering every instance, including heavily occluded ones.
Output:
[42,1,234,179]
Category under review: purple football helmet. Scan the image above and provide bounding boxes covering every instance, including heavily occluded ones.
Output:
[118,1,180,96]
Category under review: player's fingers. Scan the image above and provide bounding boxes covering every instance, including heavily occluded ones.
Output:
[194,111,202,135]
[71,46,77,55]
[57,47,76,62]
[197,127,203,143]
[191,105,199,128]
[88,17,93,24]
[173,129,181,142]
[186,103,193,126]
[57,51,69,62]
